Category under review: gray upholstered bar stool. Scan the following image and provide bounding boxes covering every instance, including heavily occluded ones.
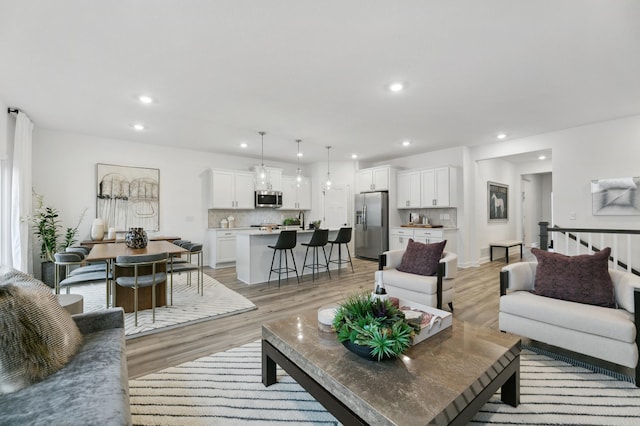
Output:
[328,227,354,274]
[268,230,299,287]
[301,228,331,282]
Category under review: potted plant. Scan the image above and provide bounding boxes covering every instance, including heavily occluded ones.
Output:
[25,190,87,286]
[332,292,419,361]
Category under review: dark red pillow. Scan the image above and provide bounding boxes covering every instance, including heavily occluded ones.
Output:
[531,247,615,308]
[396,239,447,276]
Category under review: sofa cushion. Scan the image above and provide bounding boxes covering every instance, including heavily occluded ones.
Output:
[0,268,83,395]
[500,291,635,344]
[396,239,446,276]
[531,247,615,308]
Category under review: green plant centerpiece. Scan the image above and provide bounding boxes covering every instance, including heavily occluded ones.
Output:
[332,292,420,361]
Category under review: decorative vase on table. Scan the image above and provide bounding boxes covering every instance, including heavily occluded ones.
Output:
[124,227,148,248]
[90,218,105,241]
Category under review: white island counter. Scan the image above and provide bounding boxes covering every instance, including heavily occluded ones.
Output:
[236,228,343,285]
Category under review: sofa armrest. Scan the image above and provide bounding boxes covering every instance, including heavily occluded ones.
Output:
[611,269,640,313]
[378,249,405,270]
[440,251,457,279]
[72,308,125,335]
[500,262,536,296]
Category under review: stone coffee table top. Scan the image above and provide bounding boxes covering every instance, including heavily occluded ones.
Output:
[262,310,521,425]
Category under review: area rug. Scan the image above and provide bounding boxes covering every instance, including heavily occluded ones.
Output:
[67,273,256,337]
[129,341,640,425]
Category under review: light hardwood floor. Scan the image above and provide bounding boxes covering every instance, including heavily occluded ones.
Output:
[126,253,519,379]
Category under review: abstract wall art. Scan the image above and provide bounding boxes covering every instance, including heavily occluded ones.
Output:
[96,163,160,231]
[591,176,640,216]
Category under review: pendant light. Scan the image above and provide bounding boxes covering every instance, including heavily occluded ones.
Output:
[323,146,332,191]
[295,139,303,186]
[256,131,270,188]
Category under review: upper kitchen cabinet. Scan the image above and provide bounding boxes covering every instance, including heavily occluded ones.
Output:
[253,166,283,191]
[281,175,312,210]
[396,170,421,209]
[356,165,391,193]
[421,167,457,207]
[210,169,255,209]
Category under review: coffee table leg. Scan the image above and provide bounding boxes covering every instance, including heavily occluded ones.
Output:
[262,340,277,386]
[500,366,520,407]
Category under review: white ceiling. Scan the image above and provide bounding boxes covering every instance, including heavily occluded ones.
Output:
[1,1,639,165]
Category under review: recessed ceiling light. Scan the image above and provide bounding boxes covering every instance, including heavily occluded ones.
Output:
[132,123,145,131]
[538,155,546,160]
[138,95,154,104]
[497,133,507,140]
[240,142,248,148]
[351,154,358,159]
[297,152,303,158]
[389,82,404,92]
[402,140,411,147]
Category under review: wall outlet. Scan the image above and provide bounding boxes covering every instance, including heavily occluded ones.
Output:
[569,212,576,220]
[440,213,450,220]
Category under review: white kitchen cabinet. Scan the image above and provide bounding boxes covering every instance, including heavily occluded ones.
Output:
[389,227,457,253]
[208,229,240,268]
[210,169,255,209]
[356,166,391,193]
[396,170,421,209]
[253,166,283,191]
[389,227,414,251]
[421,167,456,207]
[281,175,312,210]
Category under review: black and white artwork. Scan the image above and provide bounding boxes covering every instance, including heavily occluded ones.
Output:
[591,177,640,216]
[96,163,160,231]
[488,181,508,223]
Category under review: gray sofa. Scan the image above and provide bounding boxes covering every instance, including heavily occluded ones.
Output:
[0,308,131,425]
[499,262,640,385]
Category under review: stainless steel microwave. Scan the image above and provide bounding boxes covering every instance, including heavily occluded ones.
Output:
[255,190,282,208]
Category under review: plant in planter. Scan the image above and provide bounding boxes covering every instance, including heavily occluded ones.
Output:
[332,292,419,361]
[27,191,87,262]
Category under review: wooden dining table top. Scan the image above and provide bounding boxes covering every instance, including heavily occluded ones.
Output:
[85,240,188,261]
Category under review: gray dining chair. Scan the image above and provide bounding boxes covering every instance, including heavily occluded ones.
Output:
[114,252,168,326]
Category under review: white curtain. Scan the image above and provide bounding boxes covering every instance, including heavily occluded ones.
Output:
[0,111,33,272]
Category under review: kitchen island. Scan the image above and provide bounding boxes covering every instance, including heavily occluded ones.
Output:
[236,228,342,285]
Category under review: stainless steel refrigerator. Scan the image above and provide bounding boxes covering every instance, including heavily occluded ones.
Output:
[354,191,389,260]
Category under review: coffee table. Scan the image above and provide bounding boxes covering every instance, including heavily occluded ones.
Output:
[262,311,520,425]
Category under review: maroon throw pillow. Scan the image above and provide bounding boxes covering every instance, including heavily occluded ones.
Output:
[396,239,447,276]
[531,247,615,308]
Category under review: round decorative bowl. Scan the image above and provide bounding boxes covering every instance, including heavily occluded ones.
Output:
[341,340,396,361]
[125,227,148,248]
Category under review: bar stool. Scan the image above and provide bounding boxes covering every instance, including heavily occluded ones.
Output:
[328,227,354,274]
[268,230,299,287]
[301,228,331,282]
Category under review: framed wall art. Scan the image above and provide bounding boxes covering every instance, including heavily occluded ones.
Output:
[488,181,508,223]
[591,176,640,216]
[96,163,160,231]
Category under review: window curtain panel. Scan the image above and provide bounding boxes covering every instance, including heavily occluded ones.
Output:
[0,111,33,272]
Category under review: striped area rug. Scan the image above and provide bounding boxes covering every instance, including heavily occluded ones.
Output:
[66,273,256,337]
[129,341,640,425]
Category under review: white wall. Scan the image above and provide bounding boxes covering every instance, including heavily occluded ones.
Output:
[31,128,312,269]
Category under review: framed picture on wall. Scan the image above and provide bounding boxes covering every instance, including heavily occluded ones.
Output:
[488,181,508,223]
[96,163,160,232]
[591,176,640,216]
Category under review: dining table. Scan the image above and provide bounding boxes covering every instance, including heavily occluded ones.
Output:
[85,240,188,313]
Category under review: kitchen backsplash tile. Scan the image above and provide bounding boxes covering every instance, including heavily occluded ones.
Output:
[208,209,310,228]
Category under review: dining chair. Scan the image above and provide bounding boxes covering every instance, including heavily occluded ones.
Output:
[114,252,168,326]
[168,242,203,298]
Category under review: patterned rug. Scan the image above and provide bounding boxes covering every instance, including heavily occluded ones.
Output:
[129,341,640,425]
[66,273,256,337]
